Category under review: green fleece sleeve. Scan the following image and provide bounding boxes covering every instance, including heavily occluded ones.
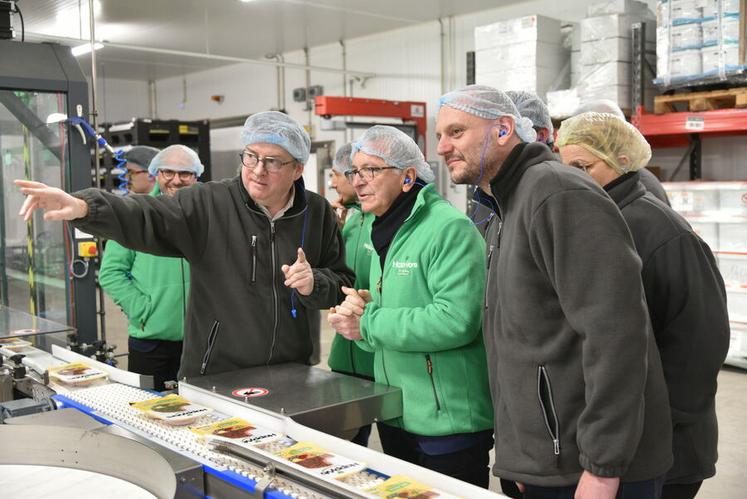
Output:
[359,218,485,352]
[529,189,650,478]
[98,241,152,326]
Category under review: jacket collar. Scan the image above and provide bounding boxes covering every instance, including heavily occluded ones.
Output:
[489,142,555,213]
[238,176,308,218]
[604,171,646,210]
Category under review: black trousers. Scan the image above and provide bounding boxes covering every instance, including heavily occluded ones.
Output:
[377,423,493,488]
[661,481,703,499]
[128,337,182,391]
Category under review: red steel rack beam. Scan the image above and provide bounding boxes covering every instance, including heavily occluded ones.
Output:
[314,96,428,154]
[633,107,747,148]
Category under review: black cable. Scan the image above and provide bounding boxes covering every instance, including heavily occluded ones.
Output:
[12,1,24,42]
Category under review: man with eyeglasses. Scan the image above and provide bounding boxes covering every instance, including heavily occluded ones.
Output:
[122,146,159,194]
[99,145,200,390]
[16,111,354,379]
[327,126,493,487]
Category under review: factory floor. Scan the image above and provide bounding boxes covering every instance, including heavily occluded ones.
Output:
[103,295,747,498]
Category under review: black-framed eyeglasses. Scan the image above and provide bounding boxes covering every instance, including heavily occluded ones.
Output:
[239,151,295,172]
[158,169,196,181]
[344,167,398,182]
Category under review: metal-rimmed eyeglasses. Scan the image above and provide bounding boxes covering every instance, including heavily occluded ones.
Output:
[158,169,196,181]
[239,151,295,172]
[344,166,398,182]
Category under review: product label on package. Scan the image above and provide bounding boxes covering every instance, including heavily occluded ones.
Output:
[190,417,281,446]
[130,394,212,423]
[277,441,365,479]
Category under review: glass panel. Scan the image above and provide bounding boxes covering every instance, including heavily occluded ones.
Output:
[0,90,70,325]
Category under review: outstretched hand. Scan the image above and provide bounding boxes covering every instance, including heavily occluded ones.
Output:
[16,180,88,222]
[282,247,314,296]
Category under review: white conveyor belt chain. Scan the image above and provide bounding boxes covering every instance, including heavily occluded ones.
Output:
[58,382,386,498]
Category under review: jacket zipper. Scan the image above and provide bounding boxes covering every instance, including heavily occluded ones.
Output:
[267,222,279,364]
[537,365,561,456]
[200,320,221,375]
[376,276,391,387]
[425,354,441,411]
[250,235,257,283]
[485,243,495,310]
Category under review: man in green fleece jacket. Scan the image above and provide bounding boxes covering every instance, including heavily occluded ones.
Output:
[328,126,493,488]
[100,145,200,390]
[326,142,376,446]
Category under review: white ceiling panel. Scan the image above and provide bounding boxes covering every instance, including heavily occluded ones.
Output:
[12,0,521,80]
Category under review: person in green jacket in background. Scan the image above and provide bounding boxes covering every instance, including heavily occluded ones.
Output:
[328,126,493,488]
[99,145,201,390]
[326,142,376,446]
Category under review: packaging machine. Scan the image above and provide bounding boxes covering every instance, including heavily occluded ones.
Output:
[1,333,504,499]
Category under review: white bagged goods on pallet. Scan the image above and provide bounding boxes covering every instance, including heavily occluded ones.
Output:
[702,45,740,73]
[477,65,569,98]
[581,37,657,64]
[475,15,562,50]
[657,0,705,26]
[670,22,704,50]
[702,15,741,45]
[587,0,652,17]
[669,48,704,76]
[477,42,568,69]
[703,0,741,17]
[581,14,653,42]
[475,15,567,97]
[546,88,581,118]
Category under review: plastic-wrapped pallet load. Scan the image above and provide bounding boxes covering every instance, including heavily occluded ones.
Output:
[475,15,569,98]
[656,0,747,85]
[578,3,657,110]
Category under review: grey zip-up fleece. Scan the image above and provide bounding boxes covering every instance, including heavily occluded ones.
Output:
[73,176,354,378]
[607,172,729,484]
[482,143,673,486]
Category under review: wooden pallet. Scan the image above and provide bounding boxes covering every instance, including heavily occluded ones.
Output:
[654,87,747,114]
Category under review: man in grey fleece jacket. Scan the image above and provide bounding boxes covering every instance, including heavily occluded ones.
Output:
[436,85,673,499]
[16,112,354,379]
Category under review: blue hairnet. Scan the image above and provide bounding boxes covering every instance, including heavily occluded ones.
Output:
[351,125,435,183]
[124,146,160,170]
[148,144,204,177]
[240,111,311,165]
[506,90,554,137]
[333,143,353,173]
[438,85,537,143]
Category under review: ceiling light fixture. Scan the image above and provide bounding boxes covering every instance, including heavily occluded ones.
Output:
[71,42,104,57]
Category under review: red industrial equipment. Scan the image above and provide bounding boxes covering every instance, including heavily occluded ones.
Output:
[314,96,428,154]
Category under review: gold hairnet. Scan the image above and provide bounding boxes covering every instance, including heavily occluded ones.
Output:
[556,112,652,175]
